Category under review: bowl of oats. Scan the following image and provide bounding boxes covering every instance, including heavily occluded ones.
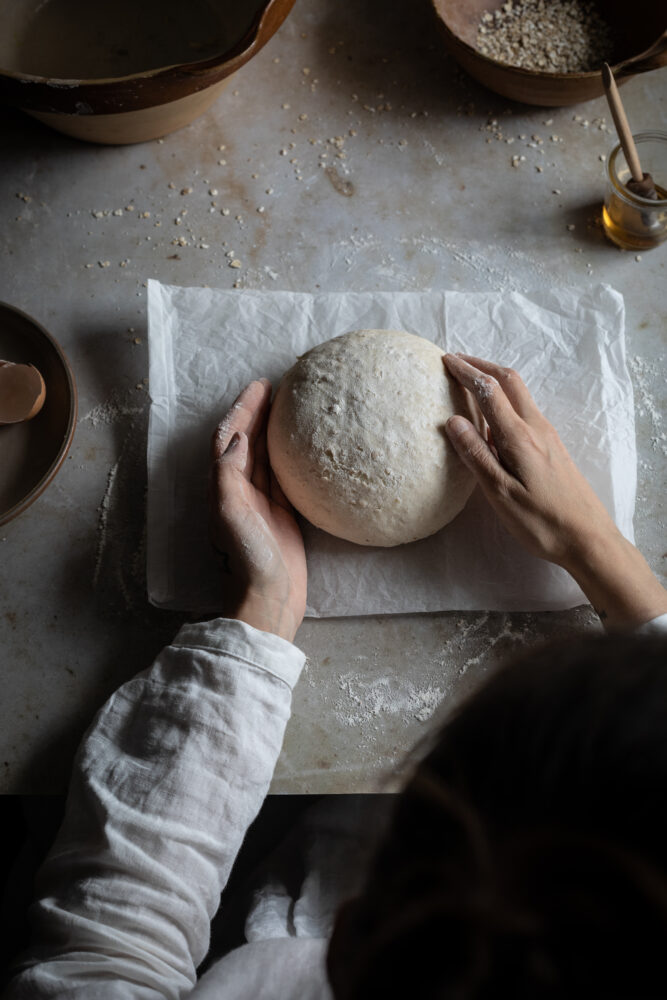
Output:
[431,0,667,106]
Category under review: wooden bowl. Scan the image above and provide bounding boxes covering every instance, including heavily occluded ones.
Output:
[431,0,667,106]
[0,0,295,144]
[0,303,77,527]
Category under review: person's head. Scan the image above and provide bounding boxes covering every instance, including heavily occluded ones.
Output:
[328,631,667,999]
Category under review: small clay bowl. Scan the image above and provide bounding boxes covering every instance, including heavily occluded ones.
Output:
[0,302,77,526]
[431,0,667,106]
[0,0,295,144]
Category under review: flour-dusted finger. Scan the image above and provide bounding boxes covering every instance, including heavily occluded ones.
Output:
[208,431,250,559]
[445,415,513,493]
[454,354,543,423]
[240,380,271,481]
[443,354,525,451]
[212,379,272,457]
[210,433,250,512]
[244,378,272,446]
[222,431,248,471]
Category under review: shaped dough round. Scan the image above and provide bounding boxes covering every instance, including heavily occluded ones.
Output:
[267,329,475,547]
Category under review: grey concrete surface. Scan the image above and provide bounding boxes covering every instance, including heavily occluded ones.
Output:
[0,0,664,793]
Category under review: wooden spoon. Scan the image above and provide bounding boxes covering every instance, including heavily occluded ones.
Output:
[602,62,658,199]
[0,361,46,423]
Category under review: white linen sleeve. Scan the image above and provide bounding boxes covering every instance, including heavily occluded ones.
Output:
[635,613,667,635]
[4,618,305,1000]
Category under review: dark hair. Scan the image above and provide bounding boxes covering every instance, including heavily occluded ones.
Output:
[328,632,667,999]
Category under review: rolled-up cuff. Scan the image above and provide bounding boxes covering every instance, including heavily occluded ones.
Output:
[172,617,306,689]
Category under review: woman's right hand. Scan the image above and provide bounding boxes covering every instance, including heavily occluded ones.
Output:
[443,353,667,630]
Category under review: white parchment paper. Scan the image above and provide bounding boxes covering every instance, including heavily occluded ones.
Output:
[146,281,634,617]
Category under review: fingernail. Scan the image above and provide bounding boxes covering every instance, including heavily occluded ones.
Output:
[445,415,467,437]
[225,432,240,452]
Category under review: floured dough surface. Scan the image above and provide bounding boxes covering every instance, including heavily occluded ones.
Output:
[267,329,475,547]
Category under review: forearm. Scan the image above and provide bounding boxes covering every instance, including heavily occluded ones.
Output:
[5,618,305,999]
[564,530,667,631]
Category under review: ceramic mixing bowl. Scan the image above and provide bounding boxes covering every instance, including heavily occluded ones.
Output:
[0,0,295,143]
[431,0,667,106]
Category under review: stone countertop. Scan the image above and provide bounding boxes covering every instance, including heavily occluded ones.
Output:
[0,0,665,794]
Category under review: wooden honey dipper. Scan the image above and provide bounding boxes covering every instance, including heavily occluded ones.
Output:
[602,63,658,200]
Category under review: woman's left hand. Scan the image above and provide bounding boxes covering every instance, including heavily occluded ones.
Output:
[209,379,307,642]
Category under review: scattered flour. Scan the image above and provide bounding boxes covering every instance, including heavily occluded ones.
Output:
[83,390,144,427]
[328,614,536,748]
[93,459,119,589]
[91,406,150,611]
[628,354,666,457]
[319,232,549,293]
[335,671,445,727]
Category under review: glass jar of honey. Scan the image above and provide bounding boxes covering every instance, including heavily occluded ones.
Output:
[602,131,667,251]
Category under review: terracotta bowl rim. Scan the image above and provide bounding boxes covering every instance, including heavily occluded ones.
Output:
[0,0,277,88]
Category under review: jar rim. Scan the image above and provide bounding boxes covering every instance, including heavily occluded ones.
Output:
[607,131,667,207]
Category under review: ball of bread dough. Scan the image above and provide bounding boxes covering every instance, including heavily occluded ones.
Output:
[267,329,475,547]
